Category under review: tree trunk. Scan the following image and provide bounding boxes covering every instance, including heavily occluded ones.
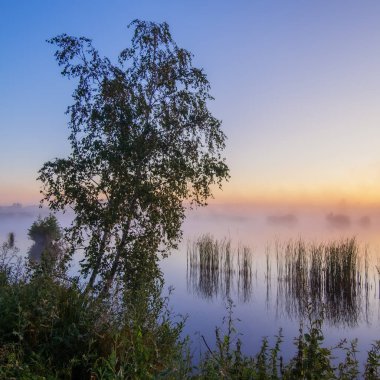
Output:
[101,216,133,296]
[85,229,110,293]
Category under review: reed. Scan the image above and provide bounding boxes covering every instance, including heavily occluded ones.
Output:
[187,235,253,301]
[276,238,369,326]
[188,235,377,326]
[237,245,253,302]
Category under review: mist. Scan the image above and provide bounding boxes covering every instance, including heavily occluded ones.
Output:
[3,202,380,255]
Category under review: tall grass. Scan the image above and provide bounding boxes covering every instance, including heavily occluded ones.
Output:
[1,233,380,378]
[187,235,253,301]
[0,236,188,379]
[188,235,378,326]
[237,245,253,302]
[276,238,370,326]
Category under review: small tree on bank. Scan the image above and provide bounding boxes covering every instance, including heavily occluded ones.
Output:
[28,215,62,261]
[38,20,229,294]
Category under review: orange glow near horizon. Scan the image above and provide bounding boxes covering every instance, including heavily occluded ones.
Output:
[1,180,380,209]
[209,181,380,209]
[0,184,42,206]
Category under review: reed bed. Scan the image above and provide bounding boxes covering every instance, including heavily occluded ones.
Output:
[187,234,253,301]
[187,235,378,326]
[276,237,370,326]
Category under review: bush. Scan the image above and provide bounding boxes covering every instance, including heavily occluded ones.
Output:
[0,233,379,379]
[0,237,187,379]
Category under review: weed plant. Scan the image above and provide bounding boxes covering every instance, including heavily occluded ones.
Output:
[1,233,379,379]
[0,237,189,379]
[195,300,380,380]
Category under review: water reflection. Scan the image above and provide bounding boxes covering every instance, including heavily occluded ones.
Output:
[187,235,379,327]
[276,239,372,326]
[187,235,253,302]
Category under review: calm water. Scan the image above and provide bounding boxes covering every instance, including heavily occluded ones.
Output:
[161,205,380,365]
[1,203,380,364]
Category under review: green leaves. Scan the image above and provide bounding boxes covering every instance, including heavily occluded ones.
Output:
[40,20,229,294]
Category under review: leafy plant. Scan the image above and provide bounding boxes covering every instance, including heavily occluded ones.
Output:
[39,20,229,295]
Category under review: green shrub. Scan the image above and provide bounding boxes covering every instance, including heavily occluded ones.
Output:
[0,238,187,379]
[1,234,379,379]
[196,300,379,380]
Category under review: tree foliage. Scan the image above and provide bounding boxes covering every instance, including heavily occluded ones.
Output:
[28,215,64,275]
[38,20,229,293]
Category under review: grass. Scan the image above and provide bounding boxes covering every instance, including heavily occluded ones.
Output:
[195,299,380,379]
[276,238,371,326]
[1,232,379,378]
[187,235,253,301]
[0,236,188,379]
[187,235,378,326]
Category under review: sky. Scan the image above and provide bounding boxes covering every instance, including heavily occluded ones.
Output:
[1,1,380,207]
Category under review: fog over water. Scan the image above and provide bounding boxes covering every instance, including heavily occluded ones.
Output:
[179,202,380,248]
[3,201,380,254]
[0,204,72,254]
[1,203,380,364]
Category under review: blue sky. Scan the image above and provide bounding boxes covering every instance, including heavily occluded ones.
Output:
[2,1,380,205]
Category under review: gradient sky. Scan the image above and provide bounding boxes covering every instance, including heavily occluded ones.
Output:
[1,1,380,206]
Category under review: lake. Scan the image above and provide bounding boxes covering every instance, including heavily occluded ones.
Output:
[1,203,380,366]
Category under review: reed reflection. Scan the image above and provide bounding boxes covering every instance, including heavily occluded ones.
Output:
[187,236,379,327]
[275,238,372,326]
[187,235,253,302]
